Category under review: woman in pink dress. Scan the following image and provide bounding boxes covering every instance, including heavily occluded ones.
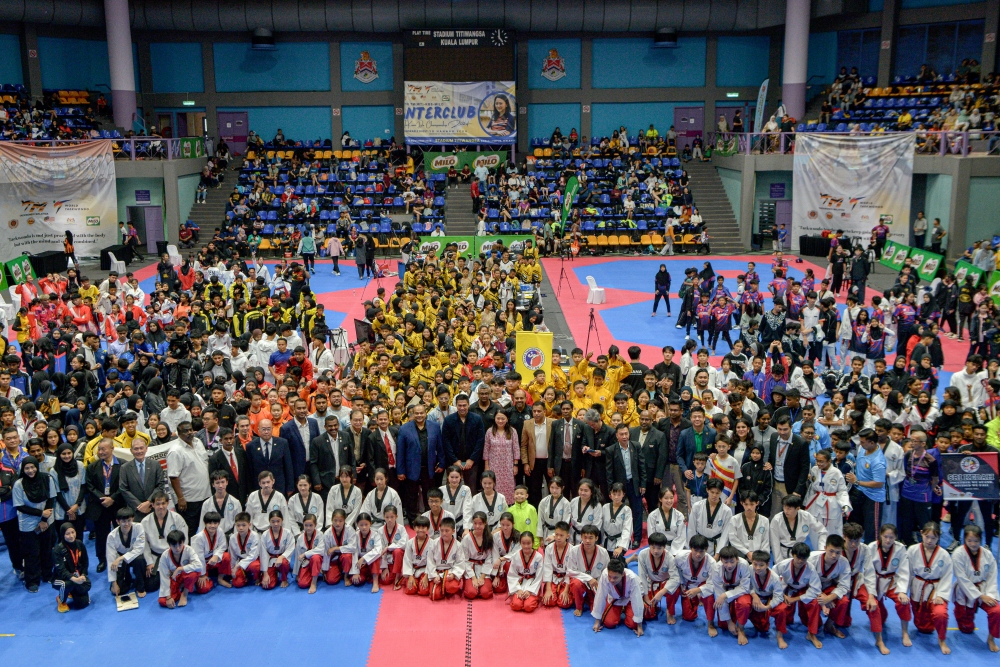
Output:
[483,410,520,500]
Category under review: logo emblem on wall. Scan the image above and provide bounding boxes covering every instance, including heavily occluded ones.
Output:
[807,210,818,219]
[21,200,46,213]
[86,216,100,226]
[354,51,379,84]
[522,348,546,372]
[541,49,566,81]
[7,219,17,229]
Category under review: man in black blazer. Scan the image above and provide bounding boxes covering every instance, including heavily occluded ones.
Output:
[581,408,614,497]
[368,409,400,485]
[118,438,168,519]
[84,437,121,571]
[630,410,666,515]
[655,401,692,515]
[440,395,485,491]
[246,419,294,495]
[308,415,356,497]
[279,398,322,480]
[766,415,811,517]
[207,428,250,503]
[547,400,584,494]
[605,423,646,548]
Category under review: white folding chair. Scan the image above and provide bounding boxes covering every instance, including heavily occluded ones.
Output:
[107,252,126,274]
[167,244,183,268]
[586,275,606,304]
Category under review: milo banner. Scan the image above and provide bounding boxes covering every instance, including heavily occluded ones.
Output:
[0,140,118,263]
[941,451,1000,500]
[422,151,507,174]
[561,176,579,229]
[907,248,944,281]
[954,260,986,287]
[179,137,205,159]
[404,81,516,145]
[880,240,909,270]
[792,134,913,252]
[515,331,553,384]
[4,256,35,286]
[989,271,1000,306]
[416,235,534,258]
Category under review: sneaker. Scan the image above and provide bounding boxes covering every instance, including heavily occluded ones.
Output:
[57,596,70,613]
[15,569,23,580]
[675,324,682,329]
[96,562,107,573]
[27,585,38,593]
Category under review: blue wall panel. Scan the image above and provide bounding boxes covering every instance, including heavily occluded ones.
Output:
[0,34,22,85]
[39,37,140,92]
[341,105,395,142]
[716,36,770,87]
[150,43,204,93]
[218,106,331,143]
[214,42,330,92]
[527,39,582,89]
[592,37,706,88]
[807,32,839,87]
[528,103,581,140]
[339,42,394,92]
[591,102,701,139]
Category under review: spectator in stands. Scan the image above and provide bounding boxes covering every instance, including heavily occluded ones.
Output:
[550,127,563,145]
[732,110,744,133]
[646,123,659,140]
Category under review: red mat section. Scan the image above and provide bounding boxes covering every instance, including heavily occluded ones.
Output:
[470,596,570,667]
[367,590,469,667]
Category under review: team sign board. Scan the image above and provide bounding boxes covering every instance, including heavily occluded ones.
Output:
[422,151,507,174]
[404,81,517,145]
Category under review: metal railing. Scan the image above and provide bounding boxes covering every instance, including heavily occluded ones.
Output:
[706,130,1000,157]
[1,136,206,160]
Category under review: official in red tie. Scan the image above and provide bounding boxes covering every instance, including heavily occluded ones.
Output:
[369,409,400,490]
[208,429,250,504]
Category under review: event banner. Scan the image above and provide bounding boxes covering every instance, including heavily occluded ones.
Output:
[416,235,532,257]
[989,271,1000,306]
[792,134,913,252]
[4,256,35,286]
[880,240,909,270]
[954,260,986,286]
[941,451,1000,500]
[907,248,944,281]
[0,140,118,263]
[422,151,507,174]
[562,176,579,228]
[404,81,517,145]
[515,331,553,384]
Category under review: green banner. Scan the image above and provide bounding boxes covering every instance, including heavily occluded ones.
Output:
[422,151,508,174]
[955,260,986,287]
[5,256,35,286]
[880,240,909,270]
[415,235,536,257]
[562,176,579,230]
[907,248,944,281]
[990,271,1000,307]
[179,137,205,159]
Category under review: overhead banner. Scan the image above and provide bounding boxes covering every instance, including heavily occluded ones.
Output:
[515,331,553,384]
[0,140,118,263]
[941,451,1000,500]
[880,240,909,270]
[422,151,507,174]
[404,81,517,145]
[792,134,913,252]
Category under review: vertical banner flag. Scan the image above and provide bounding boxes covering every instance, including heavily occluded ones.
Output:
[941,451,999,500]
[792,134,913,252]
[516,331,553,384]
[561,176,580,230]
[908,248,944,282]
[954,260,986,287]
[753,79,769,133]
[0,140,118,262]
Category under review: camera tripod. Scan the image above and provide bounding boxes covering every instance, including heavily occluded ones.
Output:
[584,308,603,355]
[557,252,575,298]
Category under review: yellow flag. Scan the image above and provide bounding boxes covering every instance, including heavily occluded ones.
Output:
[515,331,553,384]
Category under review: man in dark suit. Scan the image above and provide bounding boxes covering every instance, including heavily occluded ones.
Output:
[84,437,121,572]
[118,438,167,519]
[655,400,692,515]
[279,397,321,479]
[606,423,646,548]
[207,428,250,503]
[368,408,400,487]
[344,408,375,491]
[548,400,584,493]
[246,419,294,495]
[766,415,810,517]
[396,403,444,522]
[630,409,666,515]
[308,415,355,497]
[441,394,485,491]
[677,406,717,486]
[581,408,614,497]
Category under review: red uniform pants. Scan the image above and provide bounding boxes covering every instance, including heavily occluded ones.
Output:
[665,589,716,623]
[912,600,949,640]
[643,581,668,620]
[324,554,353,585]
[206,552,232,580]
[543,581,573,609]
[429,574,463,600]
[378,551,404,584]
[570,578,596,613]
[955,601,1000,638]
[262,558,290,589]
[492,562,511,595]
[602,602,638,629]
[719,593,752,625]
[773,598,821,634]
[855,585,911,633]
[464,575,494,600]
[822,584,852,627]
[750,606,784,634]
[296,554,323,588]
[510,593,539,613]
[232,560,260,588]
[158,571,199,606]
[406,572,430,596]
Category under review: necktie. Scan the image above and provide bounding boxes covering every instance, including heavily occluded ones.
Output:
[229,452,239,482]
[384,432,395,467]
[137,461,144,480]
[264,441,271,461]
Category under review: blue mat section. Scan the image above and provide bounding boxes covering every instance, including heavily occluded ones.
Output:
[0,540,381,662]
[572,258,809,295]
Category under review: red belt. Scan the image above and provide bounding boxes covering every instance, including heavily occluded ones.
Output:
[803,491,837,510]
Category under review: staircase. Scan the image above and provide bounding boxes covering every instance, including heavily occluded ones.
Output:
[186,173,230,235]
[444,183,478,235]
[684,161,745,254]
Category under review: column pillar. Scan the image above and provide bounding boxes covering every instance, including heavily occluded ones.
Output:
[580,38,593,143]
[982,0,999,79]
[877,0,900,88]
[781,0,810,120]
[104,0,137,130]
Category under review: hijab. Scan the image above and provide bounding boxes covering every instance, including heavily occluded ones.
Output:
[19,455,49,503]
[59,521,78,546]
[655,265,670,288]
[54,444,79,491]
[698,262,715,283]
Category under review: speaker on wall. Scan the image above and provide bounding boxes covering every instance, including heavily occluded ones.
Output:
[653,28,678,48]
[251,28,276,51]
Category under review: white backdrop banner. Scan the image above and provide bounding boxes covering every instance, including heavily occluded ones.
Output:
[792,134,913,251]
[0,140,118,262]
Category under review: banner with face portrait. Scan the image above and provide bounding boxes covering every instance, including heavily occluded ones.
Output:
[404,81,516,145]
[0,140,118,263]
[792,134,913,251]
